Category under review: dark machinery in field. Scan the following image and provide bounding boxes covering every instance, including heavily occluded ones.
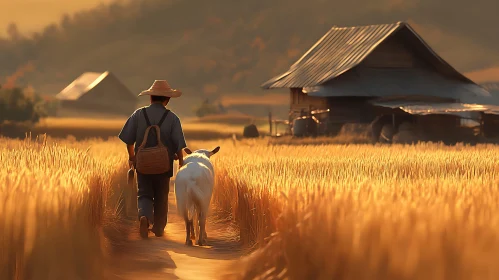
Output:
[291,115,320,137]
[277,101,499,144]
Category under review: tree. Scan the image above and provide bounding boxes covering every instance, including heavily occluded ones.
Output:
[6,22,21,41]
[0,87,46,124]
[60,14,72,32]
[193,98,226,117]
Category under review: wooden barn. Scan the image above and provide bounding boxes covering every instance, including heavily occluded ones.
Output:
[261,21,498,142]
[56,71,138,117]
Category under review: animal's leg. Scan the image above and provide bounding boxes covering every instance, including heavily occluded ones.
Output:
[184,214,193,246]
[192,207,200,240]
[187,201,196,240]
[189,218,196,240]
[197,211,207,246]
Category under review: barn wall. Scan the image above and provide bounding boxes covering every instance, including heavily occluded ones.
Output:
[416,115,460,142]
[317,97,378,135]
[359,29,457,78]
[482,114,499,138]
[289,89,380,123]
[288,90,380,135]
[362,34,420,68]
[289,88,328,121]
[324,97,377,123]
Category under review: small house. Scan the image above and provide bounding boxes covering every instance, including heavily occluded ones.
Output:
[56,71,137,116]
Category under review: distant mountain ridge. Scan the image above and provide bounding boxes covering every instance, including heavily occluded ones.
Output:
[0,0,498,114]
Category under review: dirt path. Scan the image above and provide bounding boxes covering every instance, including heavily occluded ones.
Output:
[108,181,245,280]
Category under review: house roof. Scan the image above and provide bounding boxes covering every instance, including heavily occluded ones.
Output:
[261,21,479,90]
[56,71,134,100]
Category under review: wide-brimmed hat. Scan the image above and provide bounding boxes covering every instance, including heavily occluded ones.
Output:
[138,80,182,98]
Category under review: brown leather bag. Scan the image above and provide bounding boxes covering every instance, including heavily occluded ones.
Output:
[135,108,171,174]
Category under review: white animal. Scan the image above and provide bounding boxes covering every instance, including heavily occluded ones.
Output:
[174,146,220,246]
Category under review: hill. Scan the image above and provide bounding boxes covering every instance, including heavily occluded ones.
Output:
[0,0,115,37]
[0,0,499,117]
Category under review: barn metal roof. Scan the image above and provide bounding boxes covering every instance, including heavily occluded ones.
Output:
[261,21,478,90]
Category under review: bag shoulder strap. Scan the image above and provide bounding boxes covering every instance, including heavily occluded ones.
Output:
[142,108,151,126]
[143,107,169,127]
[138,108,171,150]
[158,110,170,127]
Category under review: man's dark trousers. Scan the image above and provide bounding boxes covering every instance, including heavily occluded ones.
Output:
[136,172,170,233]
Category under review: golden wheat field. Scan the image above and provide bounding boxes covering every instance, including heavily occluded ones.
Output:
[0,135,132,280]
[201,139,499,280]
[3,135,499,280]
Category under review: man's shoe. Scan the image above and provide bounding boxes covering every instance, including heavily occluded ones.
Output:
[152,226,164,237]
[139,216,149,239]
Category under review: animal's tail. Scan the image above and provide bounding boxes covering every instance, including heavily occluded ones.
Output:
[186,179,203,220]
[186,179,204,240]
[175,177,190,221]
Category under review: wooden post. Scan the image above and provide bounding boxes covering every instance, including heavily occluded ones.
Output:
[268,111,273,136]
[480,112,485,137]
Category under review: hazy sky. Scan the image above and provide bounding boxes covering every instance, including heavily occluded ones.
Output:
[0,0,114,36]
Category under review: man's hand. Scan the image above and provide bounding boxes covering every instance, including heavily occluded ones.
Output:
[128,155,136,169]
[127,144,135,169]
[176,150,184,168]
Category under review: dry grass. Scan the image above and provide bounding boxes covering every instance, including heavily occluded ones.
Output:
[184,112,268,126]
[267,123,374,145]
[36,117,127,130]
[268,134,372,146]
[189,139,499,280]
[29,117,254,141]
[0,135,131,280]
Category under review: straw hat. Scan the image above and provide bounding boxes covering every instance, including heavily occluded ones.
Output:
[138,80,182,98]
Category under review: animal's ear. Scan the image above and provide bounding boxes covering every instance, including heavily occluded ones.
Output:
[210,146,220,156]
[184,148,192,155]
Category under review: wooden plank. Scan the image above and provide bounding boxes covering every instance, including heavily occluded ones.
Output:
[268,111,272,135]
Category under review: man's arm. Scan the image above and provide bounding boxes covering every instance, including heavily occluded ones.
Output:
[171,116,187,168]
[118,110,139,167]
[127,144,136,168]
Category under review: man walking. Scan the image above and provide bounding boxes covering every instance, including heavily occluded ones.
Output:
[118,80,187,238]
